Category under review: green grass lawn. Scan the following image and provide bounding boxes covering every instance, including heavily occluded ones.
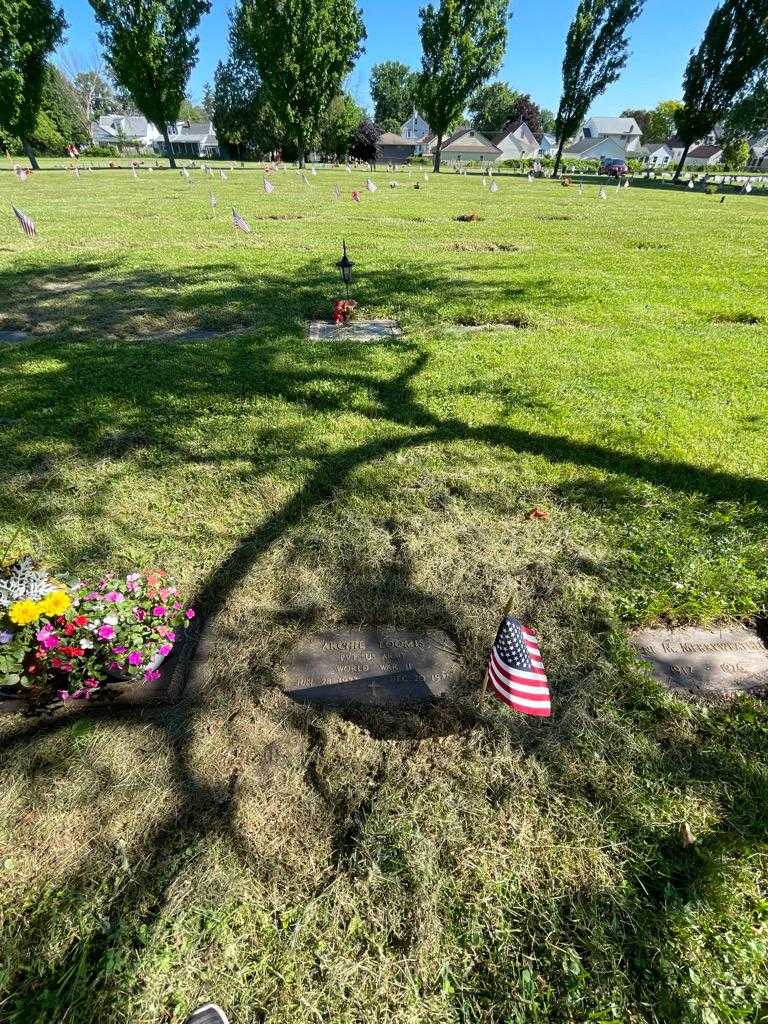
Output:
[1,166,767,1024]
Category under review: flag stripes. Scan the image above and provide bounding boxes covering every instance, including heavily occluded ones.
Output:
[487,617,551,717]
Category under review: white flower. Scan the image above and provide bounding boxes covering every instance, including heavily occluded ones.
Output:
[103,614,119,626]
[80,637,93,649]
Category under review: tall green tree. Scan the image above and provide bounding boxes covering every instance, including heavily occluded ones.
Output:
[552,0,645,177]
[721,135,749,168]
[723,71,768,139]
[89,0,211,169]
[71,69,115,121]
[0,0,66,169]
[369,61,418,128]
[201,80,214,117]
[212,56,282,159]
[468,81,518,131]
[673,0,768,179]
[234,0,366,167]
[318,93,365,158]
[507,92,544,133]
[644,98,682,141]
[416,0,509,172]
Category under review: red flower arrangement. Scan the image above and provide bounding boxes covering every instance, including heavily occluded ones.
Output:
[332,299,358,325]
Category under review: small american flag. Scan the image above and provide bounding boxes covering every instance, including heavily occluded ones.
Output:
[489,180,498,193]
[311,166,317,176]
[132,166,138,179]
[346,164,352,173]
[302,173,310,186]
[12,205,36,236]
[181,168,190,181]
[486,616,551,717]
[351,190,361,202]
[333,184,341,200]
[263,177,274,194]
[209,191,217,209]
[366,178,377,192]
[232,207,251,233]
[74,165,81,178]
[220,169,227,180]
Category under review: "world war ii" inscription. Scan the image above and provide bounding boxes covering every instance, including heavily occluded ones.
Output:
[282,629,462,706]
[631,625,768,697]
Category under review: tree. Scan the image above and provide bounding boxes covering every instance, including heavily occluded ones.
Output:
[201,80,214,117]
[234,0,366,166]
[318,93,365,158]
[552,0,645,178]
[350,117,380,163]
[620,106,649,135]
[673,0,768,179]
[71,69,115,120]
[723,71,768,138]
[468,81,518,131]
[212,56,282,159]
[370,61,418,127]
[89,0,211,169]
[179,95,207,121]
[36,63,89,150]
[539,107,556,132]
[507,92,544,133]
[721,135,750,168]
[644,99,682,141]
[416,0,509,172]
[0,0,67,169]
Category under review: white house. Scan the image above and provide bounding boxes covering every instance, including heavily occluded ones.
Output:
[90,114,163,148]
[578,116,643,153]
[666,136,687,165]
[640,142,674,167]
[562,136,627,162]
[157,121,219,158]
[535,133,558,156]
[490,120,539,160]
[685,144,723,167]
[440,126,501,164]
[748,131,768,169]
[400,110,431,142]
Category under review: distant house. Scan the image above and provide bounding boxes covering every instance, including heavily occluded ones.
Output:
[640,142,674,167]
[748,131,768,169]
[578,115,643,153]
[375,132,416,163]
[440,127,501,164]
[534,133,558,157]
[400,110,431,142]
[156,121,219,158]
[685,144,723,167]
[666,136,687,166]
[90,114,162,148]
[490,120,539,161]
[562,136,627,162]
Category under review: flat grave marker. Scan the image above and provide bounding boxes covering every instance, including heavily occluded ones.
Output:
[631,624,768,697]
[307,319,402,343]
[282,628,461,707]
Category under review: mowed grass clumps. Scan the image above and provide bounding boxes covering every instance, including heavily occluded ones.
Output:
[0,166,767,1024]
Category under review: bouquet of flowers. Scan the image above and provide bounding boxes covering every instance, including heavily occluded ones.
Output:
[332,299,357,325]
[0,558,194,703]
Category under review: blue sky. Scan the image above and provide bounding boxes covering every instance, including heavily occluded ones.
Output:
[57,0,718,117]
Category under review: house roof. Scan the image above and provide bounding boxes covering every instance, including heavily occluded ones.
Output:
[586,116,641,135]
[377,132,413,146]
[176,121,213,136]
[490,120,538,149]
[641,142,672,155]
[441,127,501,155]
[98,115,151,136]
[171,133,217,144]
[688,144,722,158]
[666,135,685,149]
[534,132,557,145]
[564,137,623,155]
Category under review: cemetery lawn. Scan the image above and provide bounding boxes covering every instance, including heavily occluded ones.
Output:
[1,166,768,1024]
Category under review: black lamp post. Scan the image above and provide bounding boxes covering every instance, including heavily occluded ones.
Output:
[336,239,354,298]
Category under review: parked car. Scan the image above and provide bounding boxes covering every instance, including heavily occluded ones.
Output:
[600,157,629,177]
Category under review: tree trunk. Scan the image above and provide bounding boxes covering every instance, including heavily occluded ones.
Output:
[552,135,566,178]
[432,133,443,173]
[22,139,39,171]
[673,143,691,181]
[162,128,177,169]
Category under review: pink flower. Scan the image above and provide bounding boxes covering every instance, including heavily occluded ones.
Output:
[144,669,161,682]
[84,591,100,601]
[112,645,127,654]
[172,602,182,610]
[84,679,99,689]
[36,626,53,641]
[157,644,172,657]
[134,607,146,621]
[97,624,115,640]
[126,579,139,592]
[127,651,143,666]
[42,633,59,650]
[151,606,166,617]
[159,587,172,601]
[57,690,70,701]
[104,591,125,603]
[185,609,196,620]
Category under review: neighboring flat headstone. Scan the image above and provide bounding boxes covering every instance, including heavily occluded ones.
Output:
[307,319,402,342]
[0,330,29,343]
[631,624,768,697]
[283,628,461,706]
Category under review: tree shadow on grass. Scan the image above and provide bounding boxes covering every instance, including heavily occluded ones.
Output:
[1,253,768,1020]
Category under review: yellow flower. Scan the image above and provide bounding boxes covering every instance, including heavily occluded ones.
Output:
[8,599,42,626]
[40,590,71,616]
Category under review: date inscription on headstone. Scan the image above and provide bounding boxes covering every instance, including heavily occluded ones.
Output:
[631,625,768,697]
[282,629,461,706]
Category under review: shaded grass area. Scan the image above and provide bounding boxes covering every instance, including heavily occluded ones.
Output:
[0,170,767,1023]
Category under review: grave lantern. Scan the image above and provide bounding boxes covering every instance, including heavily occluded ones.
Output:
[336,239,354,297]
